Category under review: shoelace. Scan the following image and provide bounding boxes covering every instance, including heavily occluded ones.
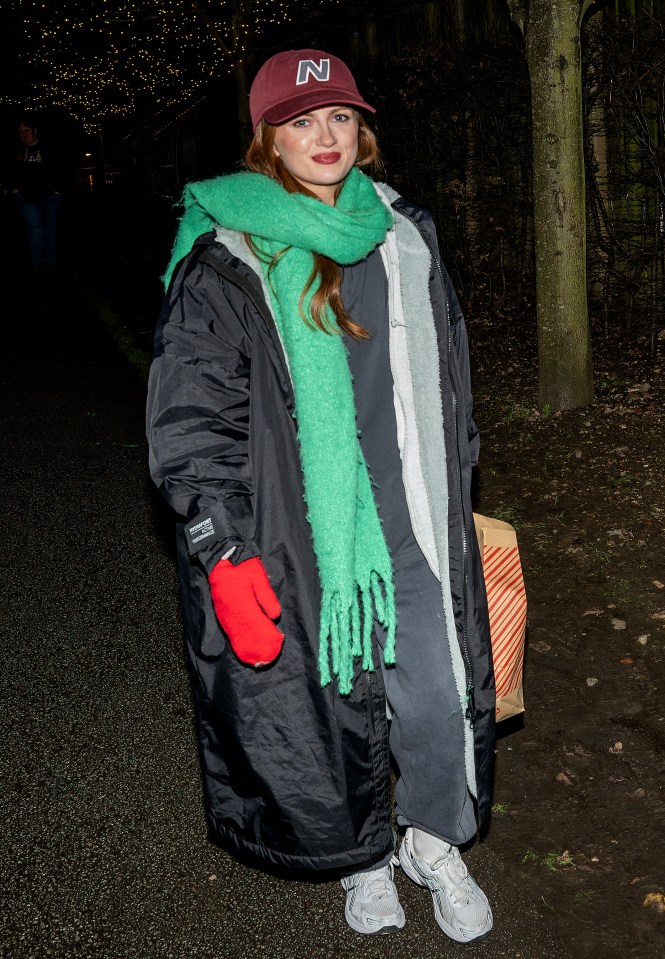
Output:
[429,847,474,907]
[358,869,394,900]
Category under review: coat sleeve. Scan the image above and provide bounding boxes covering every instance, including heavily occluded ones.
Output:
[146,245,260,573]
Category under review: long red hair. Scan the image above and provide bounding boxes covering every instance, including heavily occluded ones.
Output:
[244,113,382,340]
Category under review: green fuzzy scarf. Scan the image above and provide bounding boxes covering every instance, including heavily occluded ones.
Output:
[164,169,397,695]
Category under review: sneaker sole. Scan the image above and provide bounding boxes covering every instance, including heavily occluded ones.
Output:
[398,842,493,944]
[344,902,406,936]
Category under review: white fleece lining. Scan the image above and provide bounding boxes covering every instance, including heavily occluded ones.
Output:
[375,183,477,801]
[378,238,440,580]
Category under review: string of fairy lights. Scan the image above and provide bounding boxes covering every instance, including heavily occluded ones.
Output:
[2,0,341,129]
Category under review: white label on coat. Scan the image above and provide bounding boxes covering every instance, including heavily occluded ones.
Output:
[190,517,215,543]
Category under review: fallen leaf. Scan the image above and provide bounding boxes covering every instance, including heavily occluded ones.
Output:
[653,580,665,590]
[643,892,665,914]
[620,657,634,665]
[612,619,627,630]
[582,608,604,616]
[586,677,599,687]
[556,772,573,786]
[530,641,552,653]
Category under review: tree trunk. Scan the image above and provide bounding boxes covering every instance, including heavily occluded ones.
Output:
[525,0,594,410]
[451,0,466,46]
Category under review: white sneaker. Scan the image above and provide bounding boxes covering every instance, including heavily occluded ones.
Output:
[398,827,493,943]
[341,862,406,935]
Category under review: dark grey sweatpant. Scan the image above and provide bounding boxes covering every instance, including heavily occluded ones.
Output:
[376,557,477,846]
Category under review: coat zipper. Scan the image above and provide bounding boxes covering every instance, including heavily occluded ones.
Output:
[365,672,377,736]
[448,304,475,727]
[395,206,475,727]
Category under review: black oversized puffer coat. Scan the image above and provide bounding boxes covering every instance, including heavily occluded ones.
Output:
[146,193,495,876]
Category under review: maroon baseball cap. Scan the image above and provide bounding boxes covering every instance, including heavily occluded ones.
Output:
[249,49,375,130]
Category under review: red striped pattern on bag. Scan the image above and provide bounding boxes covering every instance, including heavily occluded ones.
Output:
[483,544,527,700]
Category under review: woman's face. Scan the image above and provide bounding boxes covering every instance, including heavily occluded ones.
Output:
[272,106,359,205]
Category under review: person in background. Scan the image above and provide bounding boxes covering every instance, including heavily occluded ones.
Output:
[6,115,66,272]
[147,49,495,942]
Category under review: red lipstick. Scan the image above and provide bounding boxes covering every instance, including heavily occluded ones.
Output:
[311,153,341,164]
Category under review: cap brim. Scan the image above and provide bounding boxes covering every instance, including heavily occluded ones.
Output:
[261,91,376,127]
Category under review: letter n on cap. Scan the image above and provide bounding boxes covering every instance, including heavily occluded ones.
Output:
[296,58,330,85]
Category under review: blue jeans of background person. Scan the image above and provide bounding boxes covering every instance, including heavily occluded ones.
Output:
[14,192,61,270]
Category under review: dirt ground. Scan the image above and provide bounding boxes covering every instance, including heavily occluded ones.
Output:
[469,314,665,958]
[76,189,665,958]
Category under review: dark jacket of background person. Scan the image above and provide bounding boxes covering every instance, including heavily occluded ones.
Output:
[6,137,67,201]
[146,194,495,876]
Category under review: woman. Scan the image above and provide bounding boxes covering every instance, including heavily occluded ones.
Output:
[147,49,495,942]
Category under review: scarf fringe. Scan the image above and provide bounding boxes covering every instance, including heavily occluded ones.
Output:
[319,580,397,696]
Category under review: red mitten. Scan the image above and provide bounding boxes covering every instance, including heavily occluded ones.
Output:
[208,557,284,666]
